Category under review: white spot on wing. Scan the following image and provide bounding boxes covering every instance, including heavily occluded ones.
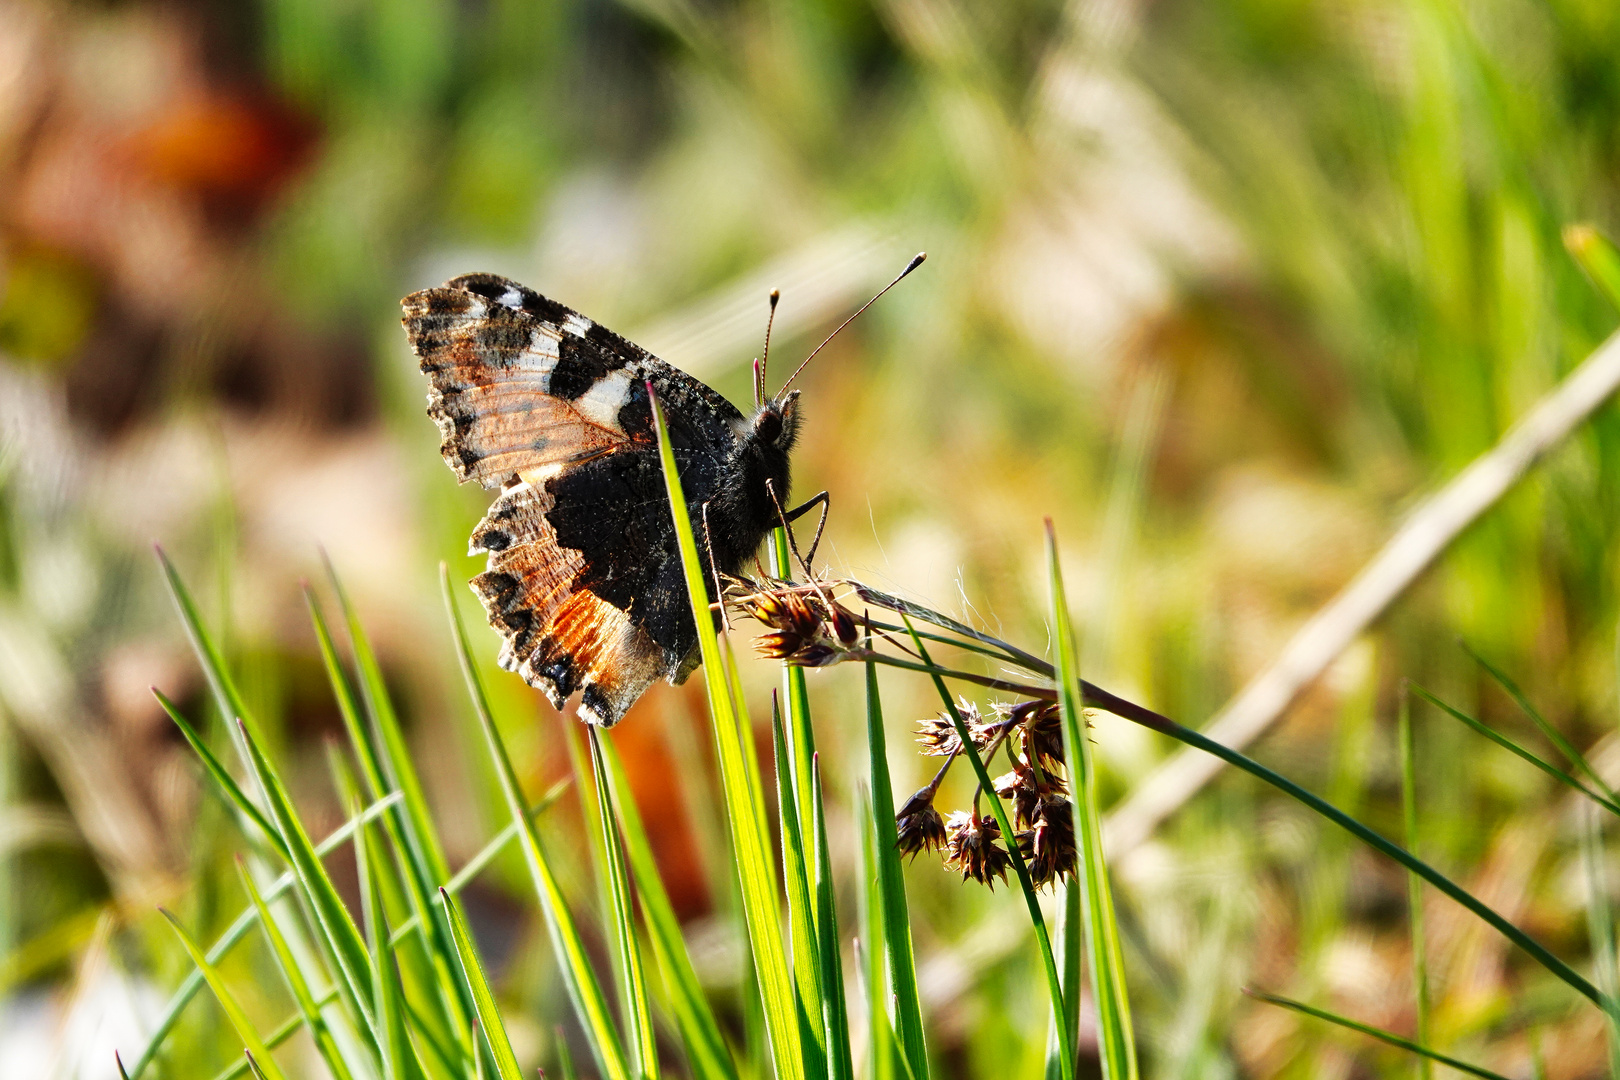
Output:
[562,313,594,337]
[573,368,633,429]
[497,287,525,310]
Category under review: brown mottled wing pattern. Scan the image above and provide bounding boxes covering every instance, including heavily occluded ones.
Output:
[402,273,745,726]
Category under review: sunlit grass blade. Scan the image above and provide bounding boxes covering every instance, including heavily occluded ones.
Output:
[1398,689,1433,1080]
[860,656,929,1080]
[772,696,828,1080]
[1462,641,1619,802]
[441,888,525,1080]
[208,992,340,1080]
[810,755,853,1080]
[154,545,257,738]
[649,387,801,1080]
[587,727,659,1080]
[324,554,453,885]
[319,564,474,1056]
[161,909,290,1080]
[1045,883,1080,1080]
[903,620,1065,1080]
[237,858,357,1080]
[600,737,737,1080]
[770,530,818,844]
[439,564,630,1080]
[355,794,422,1080]
[387,779,571,949]
[1579,805,1620,1073]
[1245,990,1514,1080]
[1409,683,1620,814]
[1046,522,1136,1080]
[154,688,285,859]
[235,718,379,1045]
[125,792,402,1079]
[1566,224,1620,312]
[244,1052,272,1080]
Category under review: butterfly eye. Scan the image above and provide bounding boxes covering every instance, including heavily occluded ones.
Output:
[754,407,783,445]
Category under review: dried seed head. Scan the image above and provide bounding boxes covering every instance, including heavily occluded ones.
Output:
[895,788,948,859]
[943,811,1011,889]
[1017,702,1065,770]
[1016,796,1078,889]
[915,699,998,757]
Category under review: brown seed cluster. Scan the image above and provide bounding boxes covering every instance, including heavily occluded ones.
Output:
[731,583,858,667]
[897,698,1084,891]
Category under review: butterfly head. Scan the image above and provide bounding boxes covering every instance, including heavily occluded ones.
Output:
[751,390,801,453]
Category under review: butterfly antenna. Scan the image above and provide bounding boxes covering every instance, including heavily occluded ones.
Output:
[775,252,926,402]
[757,289,781,408]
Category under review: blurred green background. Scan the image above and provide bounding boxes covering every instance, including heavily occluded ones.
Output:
[5,0,1620,1075]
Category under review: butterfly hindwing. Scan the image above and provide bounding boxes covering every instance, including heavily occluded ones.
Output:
[404,273,747,726]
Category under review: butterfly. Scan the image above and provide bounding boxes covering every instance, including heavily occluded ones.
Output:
[402,258,921,726]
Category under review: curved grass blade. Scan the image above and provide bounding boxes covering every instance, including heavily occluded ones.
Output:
[1046,522,1136,1079]
[125,793,401,1079]
[161,909,289,1080]
[1245,990,1513,1080]
[1462,642,1619,803]
[154,545,257,739]
[439,565,630,1080]
[387,779,572,949]
[154,688,284,859]
[208,995,342,1080]
[1409,683,1620,814]
[903,620,1066,1080]
[237,859,357,1080]
[441,889,525,1080]
[310,585,473,1061]
[861,655,929,1080]
[587,727,659,1080]
[851,582,1052,675]
[649,387,802,1080]
[600,737,737,1080]
[772,697,828,1080]
[235,719,379,1043]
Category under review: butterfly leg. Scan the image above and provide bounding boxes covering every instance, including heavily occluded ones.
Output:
[784,491,831,570]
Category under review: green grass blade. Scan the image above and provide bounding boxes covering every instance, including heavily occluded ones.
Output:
[648,387,802,1080]
[237,860,357,1080]
[1246,990,1514,1080]
[161,909,290,1080]
[1045,883,1081,1080]
[153,688,285,859]
[860,655,929,1080]
[125,793,401,1079]
[810,755,853,1080]
[235,718,379,1043]
[772,697,828,1080]
[356,794,421,1080]
[1139,715,1607,1006]
[588,727,659,1080]
[314,582,475,1062]
[1398,689,1433,1080]
[601,737,737,1080]
[1046,523,1136,1080]
[770,531,819,848]
[1579,806,1620,1074]
[388,779,571,949]
[1409,683,1620,814]
[1463,642,1619,802]
[441,889,525,1080]
[208,992,340,1080]
[903,621,1066,1080]
[154,545,257,738]
[1566,224,1620,312]
[324,554,454,886]
[243,1052,272,1080]
[439,564,630,1080]
[116,1052,131,1080]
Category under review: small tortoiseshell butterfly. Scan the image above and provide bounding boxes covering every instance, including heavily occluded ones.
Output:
[402,258,921,726]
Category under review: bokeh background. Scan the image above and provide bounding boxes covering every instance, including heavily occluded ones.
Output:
[5,0,1620,1076]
